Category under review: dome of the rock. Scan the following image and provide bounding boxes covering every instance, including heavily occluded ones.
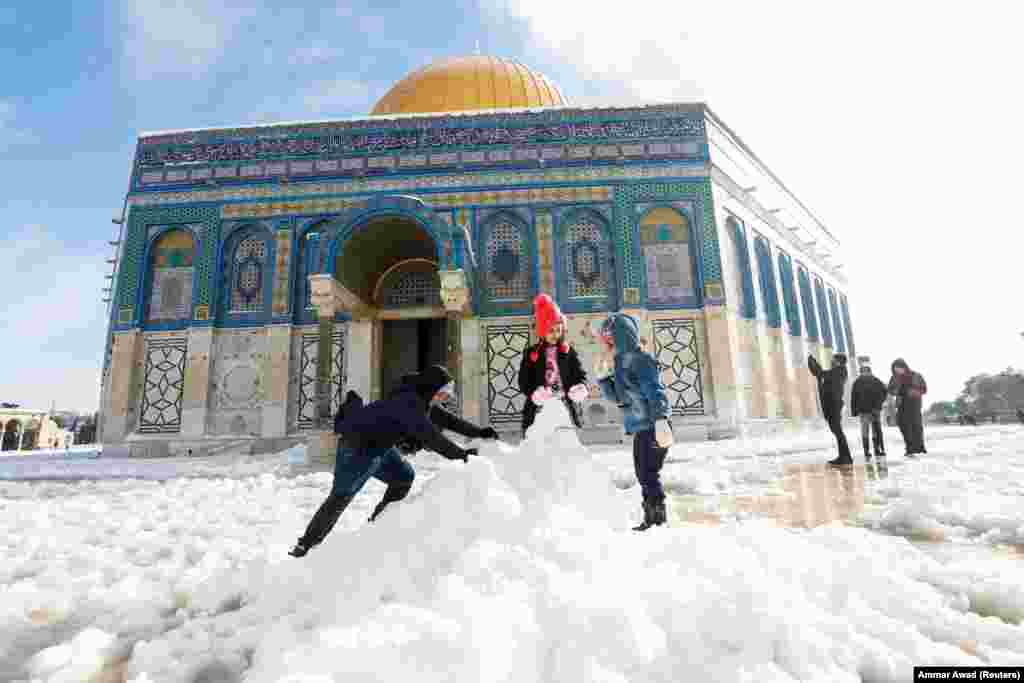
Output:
[370,55,567,116]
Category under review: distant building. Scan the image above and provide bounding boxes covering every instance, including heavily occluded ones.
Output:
[99,55,855,456]
[1,407,74,452]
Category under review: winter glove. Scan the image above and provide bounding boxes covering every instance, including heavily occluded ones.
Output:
[593,355,613,380]
[478,427,499,440]
[568,383,589,403]
[531,386,555,405]
[654,419,674,449]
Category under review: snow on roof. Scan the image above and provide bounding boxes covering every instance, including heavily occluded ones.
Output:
[136,101,705,139]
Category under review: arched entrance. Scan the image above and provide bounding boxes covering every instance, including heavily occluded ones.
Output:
[334,214,456,403]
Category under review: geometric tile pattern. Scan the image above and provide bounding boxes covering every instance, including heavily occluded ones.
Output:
[120,206,219,322]
[564,212,612,299]
[138,336,187,433]
[297,328,346,430]
[485,322,532,425]
[651,319,705,416]
[148,267,193,321]
[614,179,720,297]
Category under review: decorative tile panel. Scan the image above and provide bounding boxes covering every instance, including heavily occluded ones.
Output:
[138,336,187,433]
[651,319,705,416]
[272,229,292,316]
[297,329,346,430]
[485,323,532,426]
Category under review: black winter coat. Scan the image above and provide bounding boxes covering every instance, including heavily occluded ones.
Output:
[851,375,887,416]
[808,356,847,420]
[517,341,587,432]
[334,371,471,461]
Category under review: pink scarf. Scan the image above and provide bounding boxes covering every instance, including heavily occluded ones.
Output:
[544,345,563,393]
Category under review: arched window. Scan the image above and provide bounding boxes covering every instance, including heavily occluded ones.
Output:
[726,217,756,319]
[777,251,801,337]
[558,209,615,312]
[640,207,699,306]
[797,266,819,341]
[481,212,533,311]
[840,294,856,355]
[294,224,326,324]
[220,226,274,323]
[814,278,833,347]
[146,228,195,326]
[754,237,782,328]
[828,288,846,353]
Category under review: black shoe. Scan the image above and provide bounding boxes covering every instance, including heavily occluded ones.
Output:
[864,452,873,461]
[633,501,654,532]
[828,457,854,466]
[288,541,310,558]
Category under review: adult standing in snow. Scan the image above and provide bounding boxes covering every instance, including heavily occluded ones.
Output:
[594,313,674,531]
[808,353,852,466]
[888,358,927,457]
[289,365,498,558]
[850,362,888,459]
[518,294,589,438]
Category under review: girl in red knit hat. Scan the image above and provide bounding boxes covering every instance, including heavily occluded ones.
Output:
[517,294,589,437]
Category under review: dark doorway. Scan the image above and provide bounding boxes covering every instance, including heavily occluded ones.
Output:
[380,318,448,398]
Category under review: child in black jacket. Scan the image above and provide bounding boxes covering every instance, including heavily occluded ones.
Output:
[517,294,588,437]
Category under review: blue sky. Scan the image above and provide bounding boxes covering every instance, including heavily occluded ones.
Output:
[1,1,1020,413]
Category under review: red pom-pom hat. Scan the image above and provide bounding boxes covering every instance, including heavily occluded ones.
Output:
[532,294,570,354]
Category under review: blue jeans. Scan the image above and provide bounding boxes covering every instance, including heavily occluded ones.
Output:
[332,444,415,497]
[633,429,668,502]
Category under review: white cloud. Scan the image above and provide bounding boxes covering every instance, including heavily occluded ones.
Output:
[120,0,241,79]
[498,0,1024,402]
[301,77,373,116]
[0,225,109,413]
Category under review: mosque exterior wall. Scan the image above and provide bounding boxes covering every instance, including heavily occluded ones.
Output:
[99,104,855,451]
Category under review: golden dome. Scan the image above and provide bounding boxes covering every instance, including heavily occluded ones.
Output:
[370,56,567,116]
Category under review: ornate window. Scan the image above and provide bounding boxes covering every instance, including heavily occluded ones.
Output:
[814,278,833,347]
[375,260,441,308]
[146,229,195,325]
[726,217,756,319]
[482,213,532,303]
[840,294,856,355]
[797,266,819,341]
[220,226,273,322]
[640,207,698,306]
[558,209,615,312]
[828,288,846,353]
[754,237,782,328]
[777,251,801,337]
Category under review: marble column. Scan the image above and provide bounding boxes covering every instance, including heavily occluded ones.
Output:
[181,327,213,438]
[704,305,747,432]
[262,325,291,438]
[104,330,145,441]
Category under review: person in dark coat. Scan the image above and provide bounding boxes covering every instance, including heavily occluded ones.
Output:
[888,358,927,456]
[518,294,589,437]
[809,353,852,465]
[595,313,674,531]
[851,362,888,459]
[289,365,498,558]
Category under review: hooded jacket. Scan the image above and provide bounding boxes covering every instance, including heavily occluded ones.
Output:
[808,355,847,418]
[888,358,927,405]
[335,365,470,461]
[596,313,671,434]
[851,370,888,416]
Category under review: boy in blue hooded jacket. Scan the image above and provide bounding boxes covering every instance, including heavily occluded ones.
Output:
[594,313,674,531]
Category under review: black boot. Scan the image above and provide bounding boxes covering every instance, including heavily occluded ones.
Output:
[828,456,854,466]
[632,500,654,532]
[290,494,353,557]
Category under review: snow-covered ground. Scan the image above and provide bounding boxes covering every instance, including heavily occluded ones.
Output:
[1,411,1022,682]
